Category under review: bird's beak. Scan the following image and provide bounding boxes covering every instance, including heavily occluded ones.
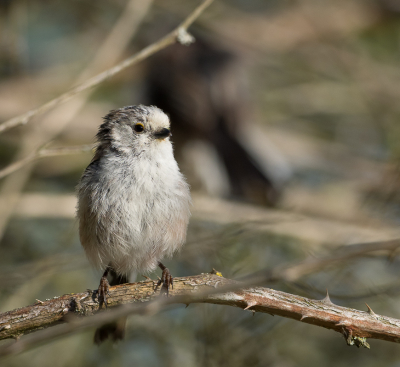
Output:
[154,128,171,140]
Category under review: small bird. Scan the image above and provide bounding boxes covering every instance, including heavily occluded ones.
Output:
[76,105,191,344]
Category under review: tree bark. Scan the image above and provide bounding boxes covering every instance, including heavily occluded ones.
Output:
[1,273,399,350]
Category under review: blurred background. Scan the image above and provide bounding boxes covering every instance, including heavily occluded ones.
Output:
[2,0,400,365]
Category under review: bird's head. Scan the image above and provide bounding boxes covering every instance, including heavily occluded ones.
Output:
[96,105,171,155]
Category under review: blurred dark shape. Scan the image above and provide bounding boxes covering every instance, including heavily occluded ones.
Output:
[0,0,19,76]
[144,36,291,206]
[0,0,12,12]
[375,0,400,18]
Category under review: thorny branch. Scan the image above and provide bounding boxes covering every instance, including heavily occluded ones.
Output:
[1,239,399,356]
[1,261,400,357]
[0,0,213,134]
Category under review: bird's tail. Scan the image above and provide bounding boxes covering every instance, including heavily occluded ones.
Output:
[94,269,129,345]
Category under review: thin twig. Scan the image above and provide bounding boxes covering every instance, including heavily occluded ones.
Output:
[0,145,93,179]
[0,0,212,242]
[0,0,156,242]
[0,0,214,134]
[267,239,400,283]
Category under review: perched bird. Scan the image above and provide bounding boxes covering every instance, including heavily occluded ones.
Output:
[76,105,191,344]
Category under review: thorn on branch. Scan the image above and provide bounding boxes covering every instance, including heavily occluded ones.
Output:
[244,300,257,311]
[365,303,376,316]
[320,289,334,305]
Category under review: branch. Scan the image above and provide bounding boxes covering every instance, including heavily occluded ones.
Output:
[1,272,399,356]
[0,0,212,243]
[0,145,94,179]
[0,0,155,242]
[0,0,213,134]
[266,238,400,283]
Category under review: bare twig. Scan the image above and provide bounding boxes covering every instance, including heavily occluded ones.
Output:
[267,239,400,283]
[0,145,93,179]
[0,271,398,357]
[0,0,213,242]
[224,240,400,298]
[193,196,400,246]
[0,0,213,134]
[0,0,156,242]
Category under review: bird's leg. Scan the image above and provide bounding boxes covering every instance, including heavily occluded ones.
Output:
[97,267,111,309]
[154,262,173,296]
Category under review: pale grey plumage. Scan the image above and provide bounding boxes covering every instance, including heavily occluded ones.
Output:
[77,105,191,277]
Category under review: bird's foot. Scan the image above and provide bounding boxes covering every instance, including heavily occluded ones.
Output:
[154,266,173,296]
[97,274,111,309]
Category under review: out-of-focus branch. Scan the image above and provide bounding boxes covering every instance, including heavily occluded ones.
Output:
[0,0,213,134]
[266,239,400,283]
[0,145,93,179]
[1,267,400,356]
[0,0,156,242]
[160,1,377,53]
[0,0,212,242]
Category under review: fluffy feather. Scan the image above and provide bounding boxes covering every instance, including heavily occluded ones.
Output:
[77,105,191,276]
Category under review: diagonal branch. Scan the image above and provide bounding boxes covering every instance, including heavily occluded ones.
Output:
[0,271,399,357]
[0,0,214,134]
[0,0,155,243]
[0,145,94,179]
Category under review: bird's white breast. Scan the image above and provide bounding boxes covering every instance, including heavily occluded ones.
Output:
[78,140,191,275]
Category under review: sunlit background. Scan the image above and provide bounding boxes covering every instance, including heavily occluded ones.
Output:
[1,0,400,365]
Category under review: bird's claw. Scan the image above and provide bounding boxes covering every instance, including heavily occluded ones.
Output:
[97,275,110,309]
[154,267,173,296]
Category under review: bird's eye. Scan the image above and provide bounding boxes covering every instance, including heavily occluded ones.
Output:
[133,123,144,133]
